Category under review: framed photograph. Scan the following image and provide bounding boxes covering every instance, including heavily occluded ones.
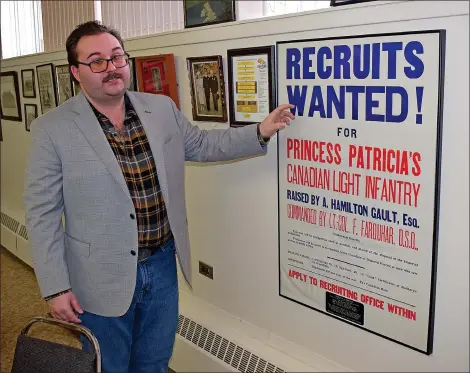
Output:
[135,54,180,108]
[187,55,228,122]
[184,0,235,28]
[36,63,58,114]
[128,57,138,91]
[21,69,36,98]
[72,80,81,95]
[227,46,275,127]
[0,71,22,122]
[55,64,74,105]
[24,103,38,132]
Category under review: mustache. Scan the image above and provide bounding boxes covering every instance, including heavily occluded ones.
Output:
[103,73,123,82]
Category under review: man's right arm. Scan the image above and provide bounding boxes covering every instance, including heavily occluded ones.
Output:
[24,122,71,299]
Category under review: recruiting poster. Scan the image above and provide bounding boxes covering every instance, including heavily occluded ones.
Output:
[277,30,445,354]
[232,54,271,122]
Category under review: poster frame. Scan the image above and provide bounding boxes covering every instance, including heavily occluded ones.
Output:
[134,53,180,109]
[276,29,446,355]
[227,45,276,127]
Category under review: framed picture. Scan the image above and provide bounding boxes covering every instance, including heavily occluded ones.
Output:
[128,57,138,91]
[330,0,376,6]
[0,71,22,122]
[184,0,235,28]
[24,103,38,132]
[36,63,58,114]
[55,64,74,105]
[72,80,81,95]
[135,54,180,108]
[187,55,228,122]
[227,46,275,127]
[21,69,36,98]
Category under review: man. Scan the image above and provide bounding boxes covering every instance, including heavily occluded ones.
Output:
[24,21,294,373]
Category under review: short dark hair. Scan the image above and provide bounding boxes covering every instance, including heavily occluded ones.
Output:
[66,20,124,68]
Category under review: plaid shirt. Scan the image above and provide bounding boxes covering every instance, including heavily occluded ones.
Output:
[89,94,173,252]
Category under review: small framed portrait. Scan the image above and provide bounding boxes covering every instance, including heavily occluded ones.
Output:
[186,55,228,122]
[227,45,276,127]
[55,64,74,105]
[36,63,58,114]
[128,57,138,91]
[24,103,38,132]
[0,71,22,122]
[135,54,180,108]
[184,0,235,28]
[21,69,36,98]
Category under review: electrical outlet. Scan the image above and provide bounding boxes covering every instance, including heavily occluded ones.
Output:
[199,261,213,279]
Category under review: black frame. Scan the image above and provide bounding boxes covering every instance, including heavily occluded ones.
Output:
[0,71,23,122]
[21,69,37,98]
[227,45,276,127]
[36,63,58,114]
[24,103,38,132]
[330,0,376,6]
[128,57,138,91]
[54,64,74,105]
[186,55,228,122]
[276,29,446,356]
[183,0,235,29]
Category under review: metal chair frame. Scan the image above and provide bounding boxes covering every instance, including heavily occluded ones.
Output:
[19,315,102,372]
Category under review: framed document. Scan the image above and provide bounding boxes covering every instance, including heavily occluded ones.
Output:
[36,63,58,114]
[227,46,275,127]
[55,64,74,105]
[135,54,180,109]
[24,103,38,132]
[21,69,36,98]
[1,71,22,122]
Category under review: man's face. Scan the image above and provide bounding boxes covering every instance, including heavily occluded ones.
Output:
[71,33,130,101]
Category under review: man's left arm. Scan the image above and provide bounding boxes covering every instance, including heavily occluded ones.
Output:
[168,98,294,163]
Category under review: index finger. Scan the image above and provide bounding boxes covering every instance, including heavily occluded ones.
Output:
[276,103,295,112]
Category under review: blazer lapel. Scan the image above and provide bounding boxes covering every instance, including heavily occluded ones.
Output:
[70,93,131,200]
[126,92,170,202]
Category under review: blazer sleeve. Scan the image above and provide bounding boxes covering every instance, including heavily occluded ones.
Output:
[168,97,268,162]
[24,122,71,298]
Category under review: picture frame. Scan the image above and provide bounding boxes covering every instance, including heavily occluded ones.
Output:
[36,63,58,114]
[24,103,38,132]
[55,64,74,105]
[134,54,180,109]
[128,57,138,91]
[184,0,235,28]
[21,69,36,98]
[227,45,276,127]
[186,55,228,122]
[72,80,81,95]
[0,71,22,122]
[330,0,376,6]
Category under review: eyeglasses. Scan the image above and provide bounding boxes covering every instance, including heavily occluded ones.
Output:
[77,53,130,73]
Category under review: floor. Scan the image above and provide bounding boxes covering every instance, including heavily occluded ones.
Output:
[1,247,80,372]
[0,246,177,372]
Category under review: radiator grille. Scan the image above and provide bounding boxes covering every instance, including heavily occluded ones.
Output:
[176,314,285,372]
[18,225,28,240]
[1,213,20,233]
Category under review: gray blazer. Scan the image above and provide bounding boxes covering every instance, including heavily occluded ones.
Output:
[24,91,266,317]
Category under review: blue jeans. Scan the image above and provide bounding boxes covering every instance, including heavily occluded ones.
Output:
[79,240,178,373]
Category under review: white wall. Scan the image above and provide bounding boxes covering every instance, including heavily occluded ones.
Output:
[1,1,468,372]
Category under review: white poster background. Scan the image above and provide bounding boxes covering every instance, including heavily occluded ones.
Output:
[232,53,270,122]
[277,31,444,354]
